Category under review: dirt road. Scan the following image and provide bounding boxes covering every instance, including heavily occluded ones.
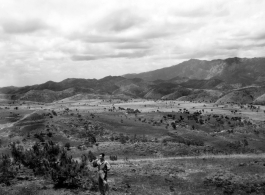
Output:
[79,153,265,165]
[0,111,35,137]
[111,153,265,164]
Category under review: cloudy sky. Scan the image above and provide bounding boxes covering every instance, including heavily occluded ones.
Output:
[0,0,265,87]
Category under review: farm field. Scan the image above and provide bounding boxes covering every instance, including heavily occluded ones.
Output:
[0,98,265,194]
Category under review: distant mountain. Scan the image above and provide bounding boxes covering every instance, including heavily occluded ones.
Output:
[1,57,265,105]
[0,76,152,102]
[123,57,265,86]
[0,76,122,95]
[180,78,223,89]
[19,88,77,103]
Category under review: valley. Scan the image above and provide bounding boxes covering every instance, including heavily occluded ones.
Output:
[1,97,265,194]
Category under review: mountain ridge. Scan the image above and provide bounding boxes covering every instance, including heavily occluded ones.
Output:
[123,57,265,85]
[1,57,265,104]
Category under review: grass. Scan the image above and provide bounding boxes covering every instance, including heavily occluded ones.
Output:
[1,99,265,194]
[1,148,265,194]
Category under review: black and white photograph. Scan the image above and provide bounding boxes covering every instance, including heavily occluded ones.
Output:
[0,0,265,194]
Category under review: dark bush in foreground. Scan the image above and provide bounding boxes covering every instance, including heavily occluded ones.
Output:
[9,141,95,189]
[0,154,17,185]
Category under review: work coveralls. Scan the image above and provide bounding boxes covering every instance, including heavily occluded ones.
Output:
[93,159,111,195]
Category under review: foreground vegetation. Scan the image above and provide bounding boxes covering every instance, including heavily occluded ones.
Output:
[0,99,265,194]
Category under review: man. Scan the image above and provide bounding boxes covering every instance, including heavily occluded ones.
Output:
[92,153,111,195]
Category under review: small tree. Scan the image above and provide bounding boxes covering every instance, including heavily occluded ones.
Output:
[119,133,126,144]
[87,151,96,162]
[47,132,53,137]
[0,155,17,185]
[171,122,176,130]
[64,142,71,150]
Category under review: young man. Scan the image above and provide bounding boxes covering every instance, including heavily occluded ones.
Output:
[92,153,111,195]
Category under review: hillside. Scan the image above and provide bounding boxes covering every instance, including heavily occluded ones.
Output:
[0,76,154,102]
[254,94,265,105]
[177,89,223,103]
[123,57,265,86]
[216,86,265,104]
[1,57,265,104]
[19,88,77,103]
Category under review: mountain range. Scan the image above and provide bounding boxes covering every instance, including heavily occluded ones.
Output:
[123,57,265,85]
[1,57,265,105]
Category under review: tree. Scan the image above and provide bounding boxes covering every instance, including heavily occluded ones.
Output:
[47,132,53,137]
[119,133,126,144]
[9,142,93,188]
[242,138,248,147]
[0,155,17,185]
[64,142,71,150]
[87,151,96,162]
[171,122,176,130]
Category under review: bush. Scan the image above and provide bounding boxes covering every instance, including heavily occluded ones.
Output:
[109,155,118,161]
[52,110,57,116]
[9,141,93,189]
[34,133,45,142]
[11,142,60,176]
[0,154,17,185]
[87,151,96,162]
[64,143,71,150]
[119,134,126,144]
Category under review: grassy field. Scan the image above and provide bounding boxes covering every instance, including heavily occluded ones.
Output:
[1,98,265,194]
[1,155,265,195]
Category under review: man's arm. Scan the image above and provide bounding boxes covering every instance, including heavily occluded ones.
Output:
[105,161,111,171]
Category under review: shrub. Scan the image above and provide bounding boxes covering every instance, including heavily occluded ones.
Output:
[51,110,57,116]
[47,132,53,137]
[9,141,93,189]
[87,151,96,162]
[34,133,45,142]
[119,133,126,144]
[0,154,17,185]
[109,155,118,161]
[64,143,71,150]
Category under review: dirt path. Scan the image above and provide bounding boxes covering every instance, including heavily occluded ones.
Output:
[111,153,265,164]
[0,123,13,130]
[13,111,36,125]
[0,111,35,136]
[78,154,265,165]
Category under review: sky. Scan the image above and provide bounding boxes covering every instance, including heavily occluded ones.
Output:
[0,0,265,87]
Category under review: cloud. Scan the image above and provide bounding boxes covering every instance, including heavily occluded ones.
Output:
[0,0,265,87]
[2,18,48,34]
[71,55,98,61]
[114,42,150,49]
[69,8,206,45]
[70,18,204,46]
[72,49,149,61]
[251,31,265,41]
[96,9,144,32]
[70,33,139,43]
[174,7,211,18]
